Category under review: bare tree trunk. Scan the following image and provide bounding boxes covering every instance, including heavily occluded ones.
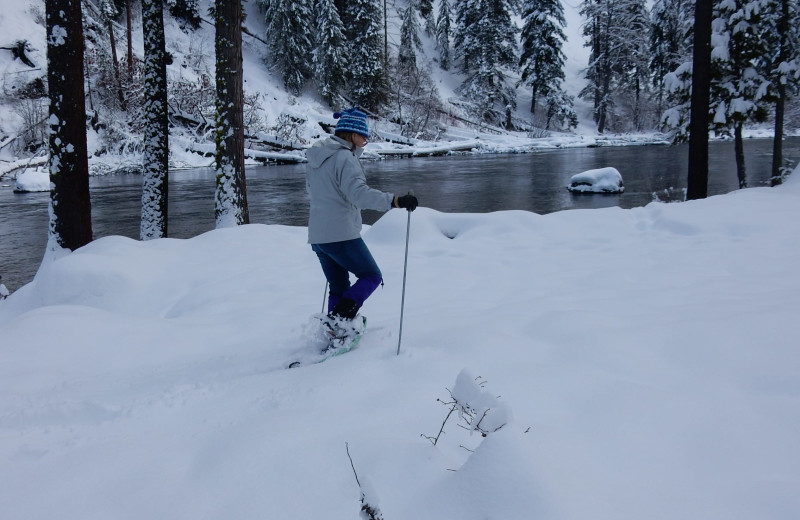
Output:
[772,83,786,186]
[46,0,92,251]
[687,0,712,200]
[140,0,169,239]
[734,122,747,188]
[214,0,249,227]
[126,0,134,77]
[107,20,126,110]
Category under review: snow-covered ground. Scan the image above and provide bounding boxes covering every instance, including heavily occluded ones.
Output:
[2,164,799,520]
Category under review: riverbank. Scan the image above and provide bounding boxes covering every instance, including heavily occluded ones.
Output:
[4,124,797,182]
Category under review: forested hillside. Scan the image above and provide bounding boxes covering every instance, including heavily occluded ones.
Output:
[0,0,797,174]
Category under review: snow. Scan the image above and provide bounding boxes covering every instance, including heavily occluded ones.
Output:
[13,167,49,192]
[566,166,625,193]
[2,164,800,520]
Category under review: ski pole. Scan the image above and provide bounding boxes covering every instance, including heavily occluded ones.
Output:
[321,281,328,314]
[397,192,413,356]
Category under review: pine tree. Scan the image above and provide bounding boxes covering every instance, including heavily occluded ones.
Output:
[417,0,436,36]
[761,0,800,185]
[392,2,443,138]
[710,0,772,188]
[399,0,423,70]
[544,90,579,129]
[100,0,126,110]
[262,0,314,96]
[436,0,453,70]
[618,0,652,129]
[453,0,519,127]
[650,0,693,117]
[214,0,249,227]
[579,0,652,132]
[313,0,349,108]
[342,0,388,111]
[46,0,93,251]
[168,0,201,29]
[519,0,568,115]
[140,0,169,240]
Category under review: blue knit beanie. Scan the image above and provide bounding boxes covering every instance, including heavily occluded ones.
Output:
[333,108,369,138]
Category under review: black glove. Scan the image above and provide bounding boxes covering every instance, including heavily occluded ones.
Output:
[394,194,418,212]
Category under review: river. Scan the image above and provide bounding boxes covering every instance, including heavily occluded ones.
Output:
[1,137,798,293]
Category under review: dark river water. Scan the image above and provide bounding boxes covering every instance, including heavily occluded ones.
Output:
[1,137,798,293]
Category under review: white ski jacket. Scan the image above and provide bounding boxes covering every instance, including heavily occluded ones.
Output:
[306,136,393,244]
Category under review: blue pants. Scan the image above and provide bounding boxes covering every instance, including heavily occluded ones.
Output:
[312,238,383,314]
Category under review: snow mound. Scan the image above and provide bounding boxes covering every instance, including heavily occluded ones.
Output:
[567,166,625,193]
[13,167,50,192]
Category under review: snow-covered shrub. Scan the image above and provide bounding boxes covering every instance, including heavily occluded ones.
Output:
[270,113,307,145]
[652,186,687,203]
[243,91,268,135]
[167,76,216,134]
[386,58,445,140]
[11,97,47,153]
[424,369,511,447]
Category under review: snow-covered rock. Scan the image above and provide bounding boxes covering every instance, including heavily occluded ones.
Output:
[13,167,50,193]
[567,166,625,194]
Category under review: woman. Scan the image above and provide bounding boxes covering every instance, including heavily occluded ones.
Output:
[306,108,418,324]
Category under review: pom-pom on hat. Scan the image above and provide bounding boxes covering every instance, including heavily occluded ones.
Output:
[333,108,369,138]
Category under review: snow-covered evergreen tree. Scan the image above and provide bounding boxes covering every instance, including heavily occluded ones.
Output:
[453,0,519,127]
[436,0,453,70]
[580,0,653,132]
[261,0,314,96]
[760,0,800,184]
[391,2,443,138]
[140,0,169,240]
[519,0,568,115]
[544,90,579,130]
[417,0,436,36]
[649,0,693,117]
[710,0,772,188]
[342,0,388,111]
[214,0,249,227]
[167,0,201,29]
[100,0,126,110]
[46,0,93,251]
[618,0,653,129]
[312,0,349,108]
[399,0,423,70]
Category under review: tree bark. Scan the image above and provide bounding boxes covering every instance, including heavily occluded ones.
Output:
[126,0,133,77]
[46,0,93,251]
[214,0,249,227]
[772,82,785,186]
[107,20,126,110]
[687,0,712,200]
[140,0,169,240]
[734,122,747,188]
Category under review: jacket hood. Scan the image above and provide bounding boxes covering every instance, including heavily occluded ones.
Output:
[306,136,358,169]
